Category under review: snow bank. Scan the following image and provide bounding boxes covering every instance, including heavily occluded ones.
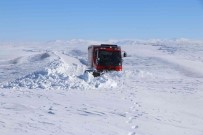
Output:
[3,60,69,89]
[1,51,118,90]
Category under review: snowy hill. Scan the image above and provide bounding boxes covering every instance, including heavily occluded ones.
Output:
[0,39,203,135]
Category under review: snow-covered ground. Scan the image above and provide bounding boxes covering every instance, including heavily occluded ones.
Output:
[0,39,203,135]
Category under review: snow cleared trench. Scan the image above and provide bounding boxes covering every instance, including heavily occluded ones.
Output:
[153,56,203,78]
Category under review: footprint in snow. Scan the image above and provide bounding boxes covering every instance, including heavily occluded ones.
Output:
[48,111,55,114]
[128,131,136,135]
[132,125,139,129]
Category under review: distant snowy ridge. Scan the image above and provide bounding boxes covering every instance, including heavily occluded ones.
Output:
[46,38,203,46]
[1,38,203,47]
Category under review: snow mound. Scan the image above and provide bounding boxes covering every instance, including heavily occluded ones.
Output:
[0,52,51,66]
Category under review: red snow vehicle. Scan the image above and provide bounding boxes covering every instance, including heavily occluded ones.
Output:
[86,44,125,76]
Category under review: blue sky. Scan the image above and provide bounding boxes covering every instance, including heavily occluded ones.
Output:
[0,0,203,41]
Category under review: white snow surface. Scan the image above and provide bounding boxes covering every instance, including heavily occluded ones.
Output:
[0,39,203,135]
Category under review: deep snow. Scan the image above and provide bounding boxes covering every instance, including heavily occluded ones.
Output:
[0,39,203,135]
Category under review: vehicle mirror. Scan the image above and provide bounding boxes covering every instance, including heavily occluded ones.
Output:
[123,52,127,57]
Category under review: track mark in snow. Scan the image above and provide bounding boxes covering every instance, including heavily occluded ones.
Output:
[38,121,55,125]
[48,106,55,115]
[132,125,139,129]
[128,131,136,135]
[0,121,5,128]
[77,110,105,116]
[125,99,142,134]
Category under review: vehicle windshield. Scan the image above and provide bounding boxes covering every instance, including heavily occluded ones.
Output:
[98,50,122,66]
